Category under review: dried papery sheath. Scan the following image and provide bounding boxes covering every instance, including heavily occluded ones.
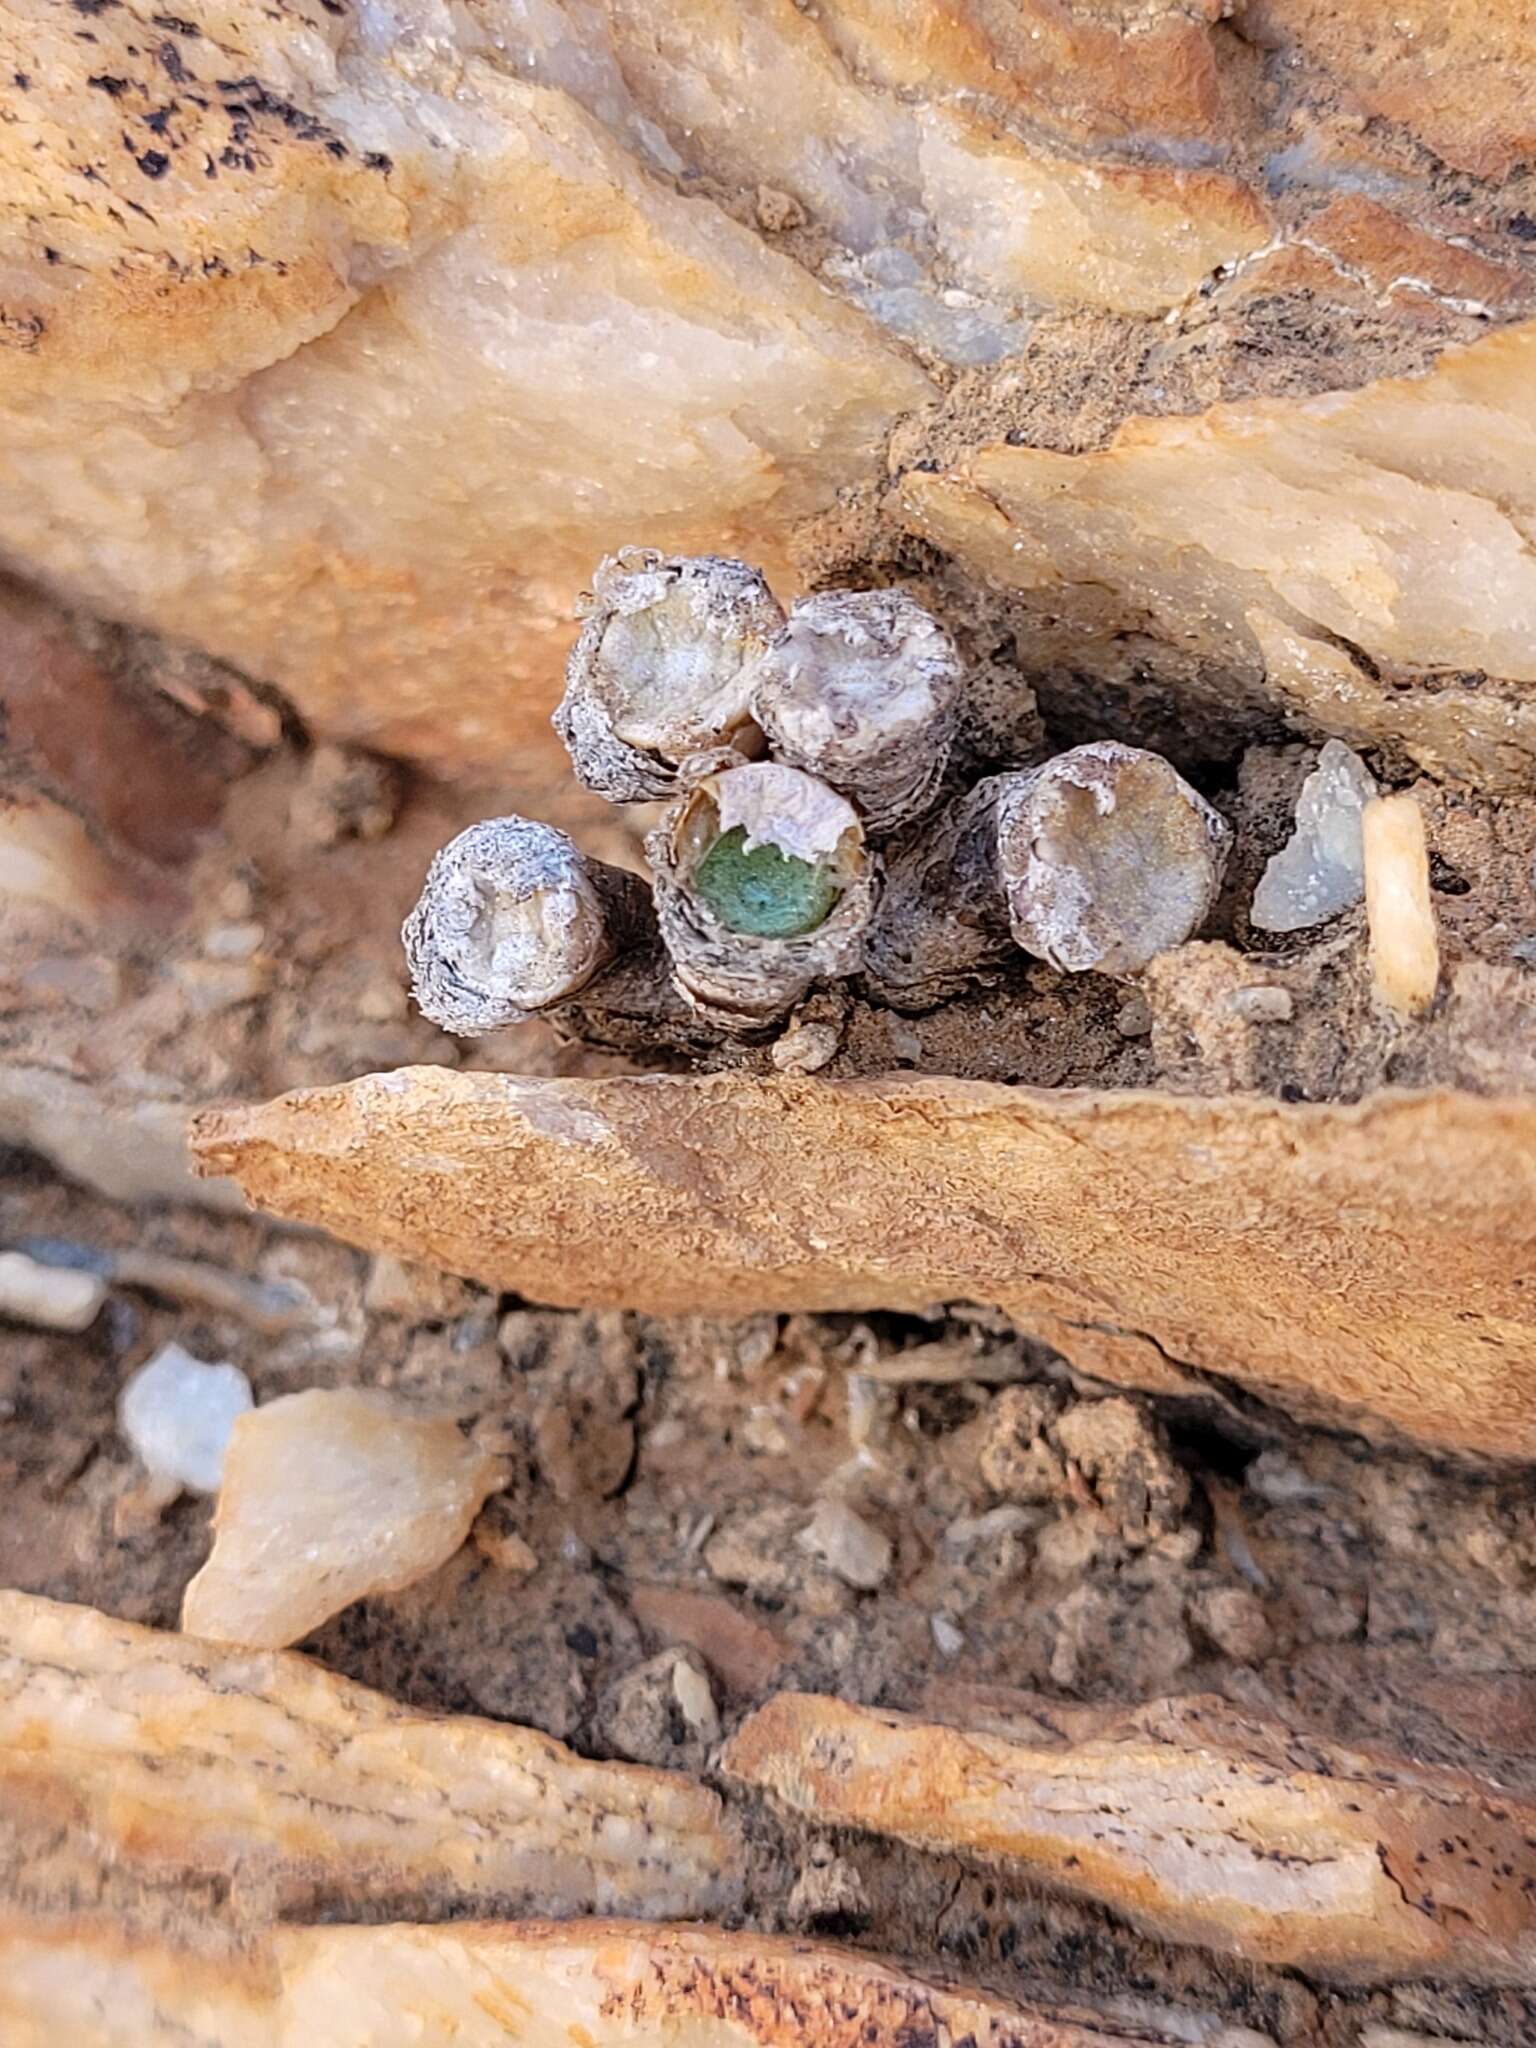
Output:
[749,588,962,834]
[648,761,876,1029]
[404,816,653,1035]
[999,743,1232,975]
[867,742,1230,1002]
[555,550,784,801]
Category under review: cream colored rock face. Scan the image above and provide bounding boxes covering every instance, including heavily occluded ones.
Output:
[0,1591,742,1925]
[2,0,1529,781]
[182,1389,508,1647]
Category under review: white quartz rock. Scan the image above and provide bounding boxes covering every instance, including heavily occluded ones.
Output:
[0,1250,106,1333]
[117,1343,253,1494]
[181,1388,508,1649]
[1251,742,1378,933]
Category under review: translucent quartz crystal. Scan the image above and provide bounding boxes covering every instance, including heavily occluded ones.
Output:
[1251,742,1378,934]
[118,1342,253,1494]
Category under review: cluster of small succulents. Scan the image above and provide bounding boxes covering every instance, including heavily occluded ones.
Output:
[404,549,1232,1042]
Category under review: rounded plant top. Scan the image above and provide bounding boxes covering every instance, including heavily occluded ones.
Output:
[650,761,875,1026]
[555,550,785,801]
[751,587,962,834]
[997,742,1232,976]
[403,815,610,1033]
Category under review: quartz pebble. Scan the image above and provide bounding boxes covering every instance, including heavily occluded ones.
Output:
[117,1343,253,1493]
[798,1498,893,1591]
[0,1249,106,1333]
[181,1388,507,1648]
[1251,741,1376,933]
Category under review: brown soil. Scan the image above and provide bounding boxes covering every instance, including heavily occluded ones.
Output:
[5,594,1536,2045]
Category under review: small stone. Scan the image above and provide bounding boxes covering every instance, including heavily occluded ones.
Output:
[754,184,807,233]
[1227,984,1294,1022]
[171,957,272,1014]
[201,920,265,961]
[931,1613,964,1657]
[471,1497,538,1577]
[364,1253,479,1322]
[0,1249,106,1332]
[798,1497,893,1590]
[597,1648,719,1768]
[19,953,124,1011]
[976,1385,1064,1501]
[942,1503,1036,1558]
[1115,993,1153,1036]
[288,743,402,848]
[770,1017,841,1073]
[117,1342,253,1493]
[1251,740,1377,933]
[532,1358,638,1502]
[626,1582,788,1694]
[1190,1583,1272,1662]
[670,1653,721,1740]
[787,1845,868,1931]
[181,1388,507,1648]
[1054,1396,1190,1545]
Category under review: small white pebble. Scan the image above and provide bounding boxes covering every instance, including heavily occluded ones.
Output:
[770,1017,841,1073]
[201,921,265,961]
[799,1497,893,1590]
[930,1613,964,1657]
[1227,985,1293,1023]
[118,1342,253,1493]
[0,1250,106,1333]
[670,1655,720,1740]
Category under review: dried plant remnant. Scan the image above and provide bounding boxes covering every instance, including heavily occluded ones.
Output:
[869,742,1229,1000]
[181,1388,508,1648]
[1364,794,1439,1018]
[749,588,962,833]
[1001,744,1231,975]
[403,815,652,1034]
[649,761,876,1028]
[1251,741,1377,933]
[555,550,784,802]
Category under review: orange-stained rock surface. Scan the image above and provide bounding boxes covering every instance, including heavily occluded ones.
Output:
[3,0,1534,779]
[723,1690,1536,1984]
[0,1591,741,1926]
[901,320,1536,793]
[0,1917,1141,2048]
[193,1066,1536,1458]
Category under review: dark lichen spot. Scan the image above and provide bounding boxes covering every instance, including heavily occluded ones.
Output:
[157,40,188,82]
[13,70,30,89]
[152,11,200,30]
[43,247,61,264]
[142,103,178,135]
[88,73,130,94]
[0,309,46,352]
[72,0,120,13]
[136,148,170,178]
[363,150,393,173]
